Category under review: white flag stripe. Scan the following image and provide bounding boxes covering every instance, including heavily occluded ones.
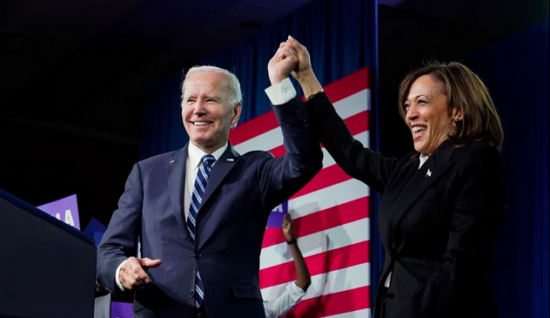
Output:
[234,126,282,154]
[333,89,370,119]
[261,263,370,302]
[288,178,370,219]
[260,218,370,269]
[233,89,370,153]
[322,309,372,318]
[321,131,369,169]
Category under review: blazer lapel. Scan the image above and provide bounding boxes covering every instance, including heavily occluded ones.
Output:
[199,144,241,211]
[165,145,188,231]
[387,140,456,241]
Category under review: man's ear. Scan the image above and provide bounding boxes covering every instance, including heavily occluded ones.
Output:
[231,102,242,125]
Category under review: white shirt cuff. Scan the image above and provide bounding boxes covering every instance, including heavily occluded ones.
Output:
[288,281,307,298]
[115,259,128,291]
[264,78,297,105]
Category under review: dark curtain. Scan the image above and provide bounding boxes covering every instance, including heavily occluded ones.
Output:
[140,0,376,159]
[139,0,380,300]
[463,17,549,318]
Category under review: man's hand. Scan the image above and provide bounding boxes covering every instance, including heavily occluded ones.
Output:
[119,257,162,290]
[282,36,323,99]
[285,36,313,83]
[282,213,294,242]
[268,36,300,85]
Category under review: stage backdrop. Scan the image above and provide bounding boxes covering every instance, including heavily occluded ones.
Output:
[463,17,549,318]
[229,68,371,317]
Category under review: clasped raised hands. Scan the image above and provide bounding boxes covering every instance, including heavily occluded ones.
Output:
[268,36,321,97]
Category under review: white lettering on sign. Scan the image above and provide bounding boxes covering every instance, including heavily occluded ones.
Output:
[272,204,284,213]
[64,209,75,226]
[53,210,75,226]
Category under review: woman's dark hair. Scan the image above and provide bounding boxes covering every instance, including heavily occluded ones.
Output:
[398,61,504,150]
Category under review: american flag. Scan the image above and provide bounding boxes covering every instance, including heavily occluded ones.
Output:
[229,68,371,318]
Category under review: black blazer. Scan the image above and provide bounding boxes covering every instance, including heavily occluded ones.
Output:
[306,93,507,318]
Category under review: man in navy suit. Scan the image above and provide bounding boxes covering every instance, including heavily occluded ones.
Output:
[96,41,322,318]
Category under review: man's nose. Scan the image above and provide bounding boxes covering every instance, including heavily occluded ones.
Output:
[193,101,206,114]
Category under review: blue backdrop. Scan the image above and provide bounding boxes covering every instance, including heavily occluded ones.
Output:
[140,0,376,159]
[464,17,549,318]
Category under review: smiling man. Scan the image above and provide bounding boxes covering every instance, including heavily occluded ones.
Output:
[182,68,242,153]
[96,43,323,318]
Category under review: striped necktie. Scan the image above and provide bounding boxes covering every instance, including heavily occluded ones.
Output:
[187,154,215,308]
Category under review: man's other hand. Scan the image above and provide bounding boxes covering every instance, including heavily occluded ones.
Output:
[119,257,162,290]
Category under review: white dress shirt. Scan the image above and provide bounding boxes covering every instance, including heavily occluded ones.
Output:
[384,153,430,288]
[115,142,228,291]
[183,142,227,222]
[263,282,306,318]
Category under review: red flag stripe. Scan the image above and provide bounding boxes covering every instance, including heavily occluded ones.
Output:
[259,241,369,289]
[290,164,353,200]
[285,286,371,318]
[323,68,370,107]
[343,110,370,137]
[229,68,370,146]
[229,111,279,146]
[262,196,369,248]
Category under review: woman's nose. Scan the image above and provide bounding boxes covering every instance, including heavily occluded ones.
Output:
[406,105,418,121]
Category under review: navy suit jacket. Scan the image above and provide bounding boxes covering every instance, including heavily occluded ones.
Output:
[97,97,322,318]
[306,93,507,318]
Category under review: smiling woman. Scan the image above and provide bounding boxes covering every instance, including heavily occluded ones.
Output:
[398,62,504,153]
[283,36,507,318]
[401,74,457,155]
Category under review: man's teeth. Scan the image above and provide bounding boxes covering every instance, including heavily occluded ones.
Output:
[412,126,427,132]
[194,122,210,126]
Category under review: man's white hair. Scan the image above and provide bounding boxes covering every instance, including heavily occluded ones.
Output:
[181,65,243,108]
[181,66,242,128]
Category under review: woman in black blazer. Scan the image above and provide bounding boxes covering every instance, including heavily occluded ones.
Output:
[283,37,507,318]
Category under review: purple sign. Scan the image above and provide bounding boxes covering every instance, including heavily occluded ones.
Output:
[111,301,132,318]
[266,200,288,228]
[37,194,80,230]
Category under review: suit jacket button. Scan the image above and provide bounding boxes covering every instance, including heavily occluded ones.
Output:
[189,290,195,297]
[194,253,201,259]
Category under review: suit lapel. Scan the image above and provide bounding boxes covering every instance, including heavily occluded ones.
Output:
[387,140,456,241]
[165,145,188,231]
[199,145,240,211]
[195,145,240,248]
